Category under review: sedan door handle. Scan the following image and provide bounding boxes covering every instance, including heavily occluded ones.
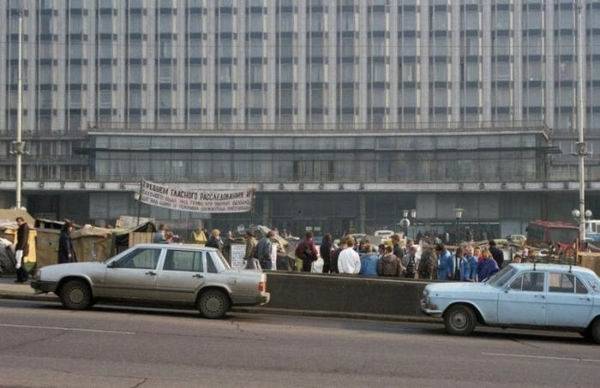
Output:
[145,271,157,276]
[534,294,545,299]
[192,274,204,279]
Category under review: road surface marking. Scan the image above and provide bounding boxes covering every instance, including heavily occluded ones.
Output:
[482,352,600,363]
[0,323,135,335]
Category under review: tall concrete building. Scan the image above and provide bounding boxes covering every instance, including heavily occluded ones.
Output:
[1,0,600,236]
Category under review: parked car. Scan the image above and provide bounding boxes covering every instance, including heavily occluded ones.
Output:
[31,244,270,319]
[421,263,600,343]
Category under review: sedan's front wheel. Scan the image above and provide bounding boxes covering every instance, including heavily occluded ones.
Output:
[198,289,230,319]
[59,280,92,310]
[444,305,477,336]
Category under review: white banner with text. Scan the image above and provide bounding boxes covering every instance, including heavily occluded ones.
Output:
[137,180,254,213]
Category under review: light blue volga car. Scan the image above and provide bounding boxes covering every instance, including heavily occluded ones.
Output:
[421,264,600,343]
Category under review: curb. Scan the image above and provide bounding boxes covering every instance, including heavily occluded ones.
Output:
[232,306,440,324]
[0,292,58,303]
[0,292,440,324]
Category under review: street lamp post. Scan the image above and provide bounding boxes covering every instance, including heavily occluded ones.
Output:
[576,0,587,245]
[410,209,417,238]
[15,12,24,209]
[573,209,593,249]
[402,209,409,239]
[454,208,464,244]
[399,209,417,239]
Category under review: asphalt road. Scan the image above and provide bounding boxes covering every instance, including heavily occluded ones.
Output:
[0,300,599,388]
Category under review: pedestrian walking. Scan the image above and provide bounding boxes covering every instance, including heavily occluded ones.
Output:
[244,231,258,260]
[418,246,436,280]
[58,221,77,264]
[488,240,504,269]
[294,232,319,272]
[436,243,454,281]
[460,246,478,282]
[319,234,333,273]
[359,244,380,277]
[153,224,167,243]
[14,217,29,283]
[477,248,499,282]
[337,238,361,274]
[377,245,403,277]
[391,234,405,261]
[404,245,417,279]
[206,229,224,252]
[329,242,343,274]
[452,247,464,280]
[256,231,274,270]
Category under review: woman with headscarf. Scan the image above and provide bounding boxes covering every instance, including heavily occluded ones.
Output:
[58,221,77,264]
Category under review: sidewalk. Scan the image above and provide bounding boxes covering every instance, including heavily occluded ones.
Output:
[0,276,57,302]
[0,275,439,324]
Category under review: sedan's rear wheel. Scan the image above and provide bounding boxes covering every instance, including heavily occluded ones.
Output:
[444,305,477,336]
[59,280,92,310]
[198,289,230,319]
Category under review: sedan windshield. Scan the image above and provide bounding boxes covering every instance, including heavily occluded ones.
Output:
[579,272,600,293]
[487,266,518,288]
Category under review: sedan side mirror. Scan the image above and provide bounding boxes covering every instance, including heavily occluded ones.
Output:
[107,261,117,268]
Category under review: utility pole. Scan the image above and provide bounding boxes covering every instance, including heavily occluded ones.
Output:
[15,12,25,210]
[576,0,587,245]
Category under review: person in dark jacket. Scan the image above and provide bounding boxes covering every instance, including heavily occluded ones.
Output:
[404,245,417,279]
[488,240,504,269]
[58,221,77,264]
[256,231,274,270]
[391,234,405,261]
[377,245,403,277]
[295,232,319,272]
[329,244,343,274]
[319,234,333,273]
[206,229,224,252]
[14,217,29,283]
[417,246,436,280]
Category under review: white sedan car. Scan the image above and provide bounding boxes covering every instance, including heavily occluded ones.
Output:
[421,264,600,343]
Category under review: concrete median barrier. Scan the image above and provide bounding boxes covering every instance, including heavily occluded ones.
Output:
[263,272,429,317]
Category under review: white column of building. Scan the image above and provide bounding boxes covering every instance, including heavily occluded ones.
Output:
[144,1,156,126]
[205,0,216,126]
[116,1,127,125]
[54,5,66,132]
[358,1,368,127]
[26,2,37,133]
[419,0,430,124]
[176,2,186,124]
[481,0,492,124]
[513,0,523,122]
[296,0,307,129]
[87,1,97,129]
[544,2,555,128]
[266,0,277,128]
[389,0,399,127]
[236,1,246,128]
[450,0,460,122]
[327,4,337,128]
[0,4,6,131]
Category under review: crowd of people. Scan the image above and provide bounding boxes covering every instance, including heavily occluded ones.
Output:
[237,229,516,282]
[152,223,519,283]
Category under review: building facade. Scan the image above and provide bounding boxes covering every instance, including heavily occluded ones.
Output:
[1,0,600,236]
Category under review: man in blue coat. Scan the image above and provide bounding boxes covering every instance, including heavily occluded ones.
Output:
[435,243,454,281]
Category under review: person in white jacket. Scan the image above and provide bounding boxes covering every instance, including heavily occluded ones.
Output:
[337,238,361,274]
